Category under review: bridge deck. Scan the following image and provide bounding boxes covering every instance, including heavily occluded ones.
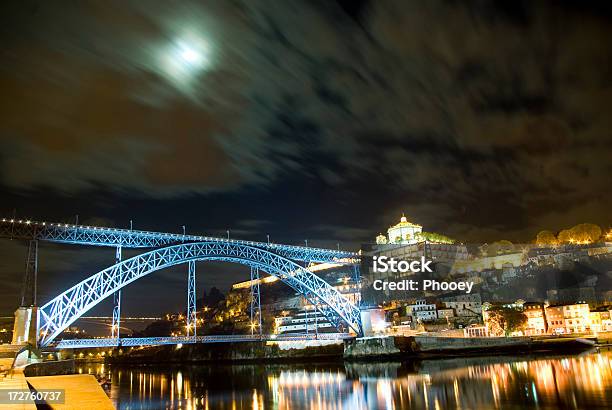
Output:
[54,333,353,349]
[0,218,358,263]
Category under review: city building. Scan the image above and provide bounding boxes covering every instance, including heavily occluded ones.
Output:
[589,311,603,333]
[440,294,482,317]
[464,324,489,337]
[545,302,590,334]
[545,305,566,334]
[274,311,333,334]
[406,299,437,322]
[588,307,612,332]
[522,302,547,335]
[437,308,455,320]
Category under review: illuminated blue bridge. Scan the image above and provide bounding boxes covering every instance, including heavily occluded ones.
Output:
[1,218,362,348]
[54,333,354,349]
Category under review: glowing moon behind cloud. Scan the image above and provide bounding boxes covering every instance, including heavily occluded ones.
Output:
[158,33,212,91]
[177,41,205,66]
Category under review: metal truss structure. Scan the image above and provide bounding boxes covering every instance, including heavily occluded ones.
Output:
[37,241,362,347]
[20,240,38,306]
[186,261,196,337]
[352,264,361,307]
[250,267,262,335]
[54,333,354,349]
[0,219,358,264]
[111,246,122,339]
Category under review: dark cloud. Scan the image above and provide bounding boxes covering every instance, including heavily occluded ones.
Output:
[0,1,611,313]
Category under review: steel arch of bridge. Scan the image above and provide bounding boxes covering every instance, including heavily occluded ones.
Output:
[37,242,362,347]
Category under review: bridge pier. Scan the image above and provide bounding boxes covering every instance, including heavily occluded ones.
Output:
[250,267,262,335]
[12,240,39,346]
[12,306,38,345]
[111,246,122,339]
[187,261,196,336]
[21,239,38,306]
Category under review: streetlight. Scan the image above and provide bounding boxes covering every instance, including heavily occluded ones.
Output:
[266,234,270,244]
[305,239,308,247]
[227,229,230,239]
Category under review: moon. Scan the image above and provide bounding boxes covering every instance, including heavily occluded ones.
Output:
[158,35,212,90]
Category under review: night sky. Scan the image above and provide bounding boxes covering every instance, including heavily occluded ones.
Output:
[0,1,611,315]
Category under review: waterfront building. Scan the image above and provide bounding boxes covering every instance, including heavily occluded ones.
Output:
[601,308,612,331]
[545,305,566,334]
[545,302,590,334]
[589,311,603,333]
[463,324,489,337]
[522,302,547,335]
[588,308,612,332]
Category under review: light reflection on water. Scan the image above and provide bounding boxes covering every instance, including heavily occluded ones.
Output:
[80,349,612,409]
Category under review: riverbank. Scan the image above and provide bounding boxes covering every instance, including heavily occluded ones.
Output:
[98,335,596,365]
[343,335,596,360]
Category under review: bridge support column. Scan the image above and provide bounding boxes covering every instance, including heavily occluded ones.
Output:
[250,267,262,335]
[20,239,38,307]
[187,261,196,337]
[353,264,361,307]
[111,246,122,339]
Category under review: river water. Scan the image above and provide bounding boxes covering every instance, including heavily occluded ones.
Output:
[80,349,612,409]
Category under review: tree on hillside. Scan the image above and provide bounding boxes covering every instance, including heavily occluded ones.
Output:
[556,223,602,244]
[557,229,572,244]
[571,223,602,243]
[416,231,455,244]
[485,306,527,337]
[536,230,557,246]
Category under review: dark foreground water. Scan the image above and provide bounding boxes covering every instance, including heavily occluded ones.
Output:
[79,349,612,409]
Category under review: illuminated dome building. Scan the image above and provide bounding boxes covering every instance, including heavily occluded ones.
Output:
[377,215,423,245]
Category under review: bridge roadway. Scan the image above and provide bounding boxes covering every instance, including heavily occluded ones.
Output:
[0,218,358,263]
[54,333,354,349]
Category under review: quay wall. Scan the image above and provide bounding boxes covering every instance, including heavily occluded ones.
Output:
[107,341,343,364]
[24,359,76,377]
[343,335,594,359]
